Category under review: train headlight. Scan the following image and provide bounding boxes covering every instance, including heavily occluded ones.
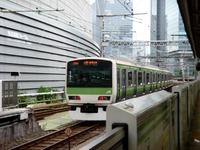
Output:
[98,96,110,100]
[68,96,81,100]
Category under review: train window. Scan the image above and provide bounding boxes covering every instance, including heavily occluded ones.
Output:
[163,75,166,81]
[128,71,132,80]
[158,74,160,82]
[67,60,112,87]
[122,69,126,87]
[138,72,142,85]
[117,69,120,98]
[117,69,120,87]
[150,72,152,83]
[153,73,156,82]
[128,71,132,86]
[134,70,137,85]
[146,73,150,84]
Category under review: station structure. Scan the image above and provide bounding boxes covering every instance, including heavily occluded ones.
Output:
[1,0,200,150]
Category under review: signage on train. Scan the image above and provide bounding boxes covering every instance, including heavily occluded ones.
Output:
[71,60,98,66]
[83,60,98,65]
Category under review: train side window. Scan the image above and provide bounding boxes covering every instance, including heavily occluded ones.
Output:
[158,74,160,82]
[128,71,132,86]
[153,73,156,82]
[117,69,120,86]
[138,72,142,85]
[155,73,157,82]
[150,72,152,83]
[117,69,120,98]
[128,71,132,80]
[160,74,162,82]
[134,70,137,85]
[122,69,126,86]
[146,73,150,84]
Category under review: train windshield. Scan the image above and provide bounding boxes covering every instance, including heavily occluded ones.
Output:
[67,59,112,87]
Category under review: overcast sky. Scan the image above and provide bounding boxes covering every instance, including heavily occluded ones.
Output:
[90,0,151,41]
[132,0,150,41]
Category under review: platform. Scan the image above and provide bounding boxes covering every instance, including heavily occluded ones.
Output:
[188,94,200,149]
[38,111,75,131]
[0,108,31,126]
[0,108,41,145]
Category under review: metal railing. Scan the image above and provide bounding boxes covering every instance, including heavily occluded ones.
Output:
[17,91,65,107]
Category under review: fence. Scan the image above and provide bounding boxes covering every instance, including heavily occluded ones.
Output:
[17,91,65,107]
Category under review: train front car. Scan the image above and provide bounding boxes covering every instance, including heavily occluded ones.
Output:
[66,58,116,120]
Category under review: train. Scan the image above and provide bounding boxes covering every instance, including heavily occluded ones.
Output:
[65,57,174,120]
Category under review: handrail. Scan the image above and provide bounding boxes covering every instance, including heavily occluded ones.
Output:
[80,123,128,150]
[17,91,65,107]
[18,91,64,97]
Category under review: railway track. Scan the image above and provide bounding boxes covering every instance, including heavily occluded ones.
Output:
[10,121,105,150]
[33,107,69,120]
[30,103,69,120]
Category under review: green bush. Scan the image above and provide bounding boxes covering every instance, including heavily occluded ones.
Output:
[17,92,33,107]
[36,86,58,103]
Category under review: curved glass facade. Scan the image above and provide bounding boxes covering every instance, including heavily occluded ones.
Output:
[0,0,100,92]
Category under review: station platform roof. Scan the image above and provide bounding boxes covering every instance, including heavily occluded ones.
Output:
[178,0,200,58]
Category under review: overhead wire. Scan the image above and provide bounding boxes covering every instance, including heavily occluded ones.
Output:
[20,0,102,40]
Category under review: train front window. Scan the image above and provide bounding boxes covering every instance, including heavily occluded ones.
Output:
[67,60,112,87]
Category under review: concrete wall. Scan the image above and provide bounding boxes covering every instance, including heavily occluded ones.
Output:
[172,79,200,150]
[0,113,41,145]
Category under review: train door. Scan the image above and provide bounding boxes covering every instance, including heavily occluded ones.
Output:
[121,69,126,100]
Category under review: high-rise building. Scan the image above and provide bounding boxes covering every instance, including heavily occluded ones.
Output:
[150,0,167,67]
[150,0,193,75]
[97,0,133,58]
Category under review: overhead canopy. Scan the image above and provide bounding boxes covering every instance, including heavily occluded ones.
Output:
[177,0,200,58]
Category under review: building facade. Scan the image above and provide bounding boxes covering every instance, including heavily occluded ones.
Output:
[100,0,133,58]
[0,0,100,93]
[150,0,193,76]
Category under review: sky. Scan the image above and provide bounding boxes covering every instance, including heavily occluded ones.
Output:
[132,0,150,41]
[90,0,151,41]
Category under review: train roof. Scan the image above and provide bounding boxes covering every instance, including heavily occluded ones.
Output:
[112,57,171,73]
[68,57,171,73]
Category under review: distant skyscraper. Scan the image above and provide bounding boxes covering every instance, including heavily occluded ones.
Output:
[150,0,193,75]
[150,0,166,66]
[96,0,133,58]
